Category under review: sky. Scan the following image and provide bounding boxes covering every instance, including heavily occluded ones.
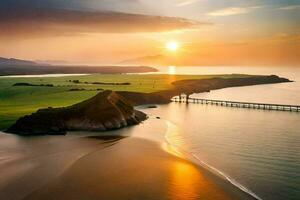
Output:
[0,0,299,66]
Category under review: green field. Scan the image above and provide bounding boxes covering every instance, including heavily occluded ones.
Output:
[0,73,251,129]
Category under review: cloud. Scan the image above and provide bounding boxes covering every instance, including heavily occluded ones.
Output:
[278,5,300,10]
[270,33,300,43]
[0,7,206,38]
[208,6,261,16]
[176,0,200,7]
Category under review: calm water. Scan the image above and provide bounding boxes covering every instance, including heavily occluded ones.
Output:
[141,66,300,200]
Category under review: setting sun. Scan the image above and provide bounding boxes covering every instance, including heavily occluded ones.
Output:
[166,41,179,52]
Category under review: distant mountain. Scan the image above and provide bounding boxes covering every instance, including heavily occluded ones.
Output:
[119,54,165,65]
[0,57,38,66]
[0,57,158,75]
[35,60,69,65]
[119,54,186,66]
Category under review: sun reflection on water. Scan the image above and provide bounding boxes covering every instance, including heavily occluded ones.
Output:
[169,161,201,200]
[168,66,177,75]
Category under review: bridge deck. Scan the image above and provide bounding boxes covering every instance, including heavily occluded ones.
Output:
[171,97,300,112]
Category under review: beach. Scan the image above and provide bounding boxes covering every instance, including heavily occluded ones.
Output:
[0,118,255,200]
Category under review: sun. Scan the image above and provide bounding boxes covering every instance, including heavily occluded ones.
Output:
[166,41,179,52]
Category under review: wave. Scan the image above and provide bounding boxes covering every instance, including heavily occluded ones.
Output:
[163,120,263,200]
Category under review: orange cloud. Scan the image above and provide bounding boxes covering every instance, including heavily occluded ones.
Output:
[0,8,207,39]
[208,6,262,16]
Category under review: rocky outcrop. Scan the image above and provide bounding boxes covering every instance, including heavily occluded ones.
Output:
[6,91,147,136]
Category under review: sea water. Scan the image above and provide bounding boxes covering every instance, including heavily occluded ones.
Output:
[141,66,300,200]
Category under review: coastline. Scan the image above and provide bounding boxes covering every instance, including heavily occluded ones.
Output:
[163,120,262,200]
[131,113,260,200]
[0,130,255,200]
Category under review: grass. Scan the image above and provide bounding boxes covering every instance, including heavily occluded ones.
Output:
[0,73,251,129]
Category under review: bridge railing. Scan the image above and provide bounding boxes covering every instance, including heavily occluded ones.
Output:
[171,96,300,112]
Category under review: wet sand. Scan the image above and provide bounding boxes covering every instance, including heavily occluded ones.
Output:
[0,134,254,200]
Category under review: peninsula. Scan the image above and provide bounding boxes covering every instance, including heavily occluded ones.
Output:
[6,75,291,135]
[118,75,291,105]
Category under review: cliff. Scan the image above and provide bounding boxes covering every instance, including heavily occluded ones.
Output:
[7,91,147,135]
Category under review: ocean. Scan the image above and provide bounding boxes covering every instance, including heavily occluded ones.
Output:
[141,66,300,200]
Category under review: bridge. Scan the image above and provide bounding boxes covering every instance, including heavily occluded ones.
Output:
[171,95,300,112]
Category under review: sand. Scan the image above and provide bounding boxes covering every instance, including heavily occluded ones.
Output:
[0,136,254,200]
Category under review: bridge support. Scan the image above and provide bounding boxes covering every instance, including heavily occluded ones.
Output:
[171,98,300,113]
[186,95,190,104]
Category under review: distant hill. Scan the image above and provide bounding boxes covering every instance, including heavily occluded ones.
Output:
[0,57,38,66]
[0,57,158,75]
[119,54,186,66]
[119,54,165,65]
[35,60,69,65]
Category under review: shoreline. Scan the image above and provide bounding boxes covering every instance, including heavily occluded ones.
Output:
[162,120,261,200]
[118,113,260,199]
[131,112,260,200]
[0,130,254,200]
[0,115,257,200]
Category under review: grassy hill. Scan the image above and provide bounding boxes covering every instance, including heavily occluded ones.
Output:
[0,73,254,129]
[7,90,147,135]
